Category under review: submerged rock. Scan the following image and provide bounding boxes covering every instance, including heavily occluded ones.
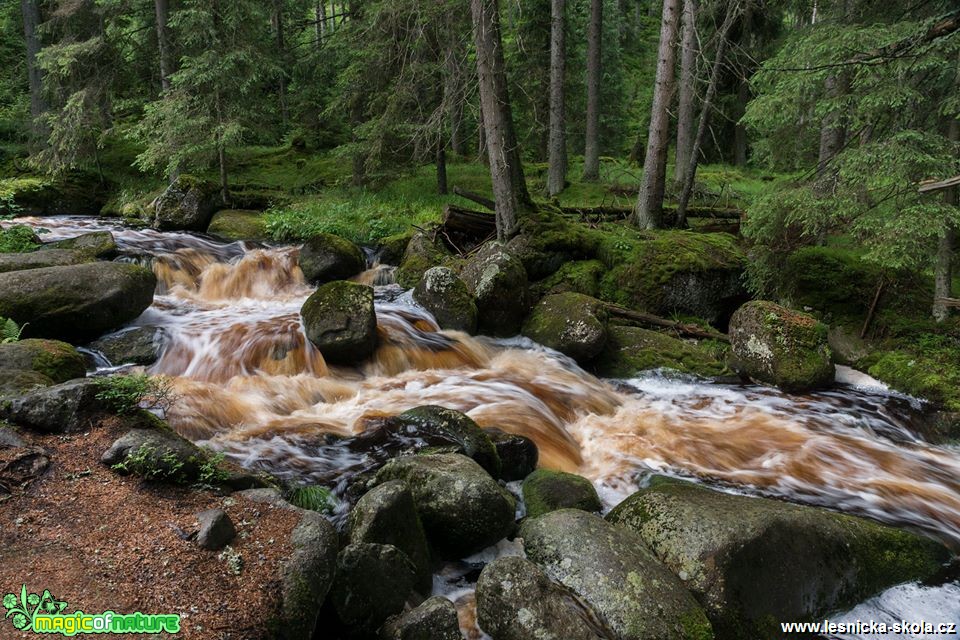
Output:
[153,175,221,231]
[206,209,269,241]
[461,242,529,337]
[301,281,377,364]
[0,249,92,274]
[397,231,451,289]
[394,406,500,477]
[0,262,156,342]
[522,469,602,519]
[413,267,478,333]
[729,300,834,392]
[0,339,86,383]
[88,327,165,366]
[522,292,607,363]
[484,427,538,481]
[381,596,462,640]
[606,477,950,639]
[43,230,117,258]
[298,233,366,284]
[373,453,515,558]
[594,325,730,379]
[1,379,103,432]
[330,542,417,636]
[522,509,713,640]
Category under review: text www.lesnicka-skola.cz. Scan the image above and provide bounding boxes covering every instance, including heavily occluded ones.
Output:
[781,620,958,636]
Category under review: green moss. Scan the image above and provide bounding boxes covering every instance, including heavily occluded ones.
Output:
[522,469,602,519]
[679,608,716,640]
[377,231,414,265]
[28,341,87,383]
[868,350,960,411]
[533,259,605,298]
[0,225,40,253]
[595,325,731,378]
[206,210,269,241]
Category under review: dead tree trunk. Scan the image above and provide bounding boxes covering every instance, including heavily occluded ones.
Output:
[934,107,959,321]
[21,0,46,133]
[582,0,603,181]
[674,0,698,190]
[546,0,567,197]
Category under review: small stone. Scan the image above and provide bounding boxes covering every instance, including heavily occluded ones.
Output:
[195,508,236,550]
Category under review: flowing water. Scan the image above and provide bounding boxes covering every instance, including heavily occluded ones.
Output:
[9,216,960,636]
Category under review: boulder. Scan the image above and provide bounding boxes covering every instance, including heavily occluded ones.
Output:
[206,209,269,241]
[153,175,221,231]
[396,231,451,289]
[522,293,607,363]
[88,327,165,366]
[394,406,500,477]
[729,301,834,392]
[0,370,53,397]
[349,480,432,592]
[101,426,209,483]
[0,262,157,342]
[522,509,712,640]
[1,172,108,216]
[0,379,103,432]
[376,232,414,266]
[330,542,418,636]
[413,267,478,333]
[484,428,538,482]
[43,231,117,258]
[0,339,86,383]
[0,424,26,448]
[522,469,602,519]
[460,243,529,337]
[301,281,377,364]
[606,477,951,639]
[381,596,462,640]
[373,453,515,558]
[594,326,730,379]
[0,249,91,274]
[195,508,236,551]
[298,233,366,284]
[279,509,339,640]
[476,556,613,640]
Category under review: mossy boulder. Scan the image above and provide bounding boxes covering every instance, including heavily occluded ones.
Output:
[484,427,538,481]
[377,231,414,266]
[461,242,530,337]
[329,542,417,636]
[729,301,834,392]
[87,327,165,366]
[0,370,53,397]
[101,426,210,483]
[394,405,500,477]
[278,510,339,640]
[0,172,109,216]
[595,326,730,379]
[606,477,951,640]
[153,175,221,231]
[412,266,478,333]
[0,249,92,274]
[372,453,516,558]
[381,596,462,640]
[0,339,86,383]
[301,281,377,364]
[508,208,600,280]
[522,509,714,640]
[0,262,156,342]
[1,379,104,433]
[522,292,607,363]
[298,233,366,284]
[206,209,269,241]
[397,231,451,289]
[522,469,602,519]
[43,231,117,258]
[533,259,606,299]
[476,556,612,640]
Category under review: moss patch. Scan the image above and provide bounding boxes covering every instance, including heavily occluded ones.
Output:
[207,209,269,241]
[594,325,730,379]
[522,469,602,519]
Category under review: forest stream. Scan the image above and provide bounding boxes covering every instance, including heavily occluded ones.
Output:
[13,215,960,639]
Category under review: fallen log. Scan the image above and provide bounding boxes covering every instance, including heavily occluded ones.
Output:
[442,205,497,236]
[560,205,742,221]
[452,186,496,212]
[602,303,729,342]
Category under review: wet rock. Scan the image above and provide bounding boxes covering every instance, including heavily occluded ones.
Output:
[0,262,156,342]
[396,231,451,289]
[153,175,221,231]
[461,242,529,337]
[279,509,339,640]
[349,480,432,593]
[0,339,87,383]
[43,231,117,258]
[101,426,207,482]
[330,542,418,636]
[195,508,236,550]
[476,556,613,640]
[377,232,414,266]
[298,233,366,284]
[1,379,103,432]
[206,209,269,241]
[413,267,478,333]
[381,596,463,640]
[594,325,730,379]
[522,292,607,363]
[729,300,834,392]
[606,477,951,640]
[301,281,377,364]
[522,509,712,640]
[484,428,538,481]
[0,249,91,274]
[373,453,515,558]
[522,469,602,519]
[0,370,54,397]
[395,406,499,477]
[88,327,165,366]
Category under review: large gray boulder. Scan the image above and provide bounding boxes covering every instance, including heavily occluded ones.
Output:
[728,300,834,392]
[381,596,463,640]
[0,249,91,274]
[606,477,951,639]
[43,231,117,258]
[298,233,366,284]
[0,339,86,383]
[394,406,500,477]
[88,327,165,366]
[476,556,614,640]
[153,175,220,231]
[280,510,339,640]
[0,262,156,342]
[330,542,418,636]
[0,370,53,397]
[522,292,607,363]
[301,281,377,364]
[373,453,515,558]
[522,509,713,640]
[413,267,478,333]
[0,379,103,432]
[460,243,529,336]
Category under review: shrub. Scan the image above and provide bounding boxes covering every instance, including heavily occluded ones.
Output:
[94,374,177,415]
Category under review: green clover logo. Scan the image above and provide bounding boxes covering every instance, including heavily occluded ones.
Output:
[3,585,68,632]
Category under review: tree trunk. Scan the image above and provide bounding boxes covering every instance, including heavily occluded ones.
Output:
[21,0,46,130]
[471,0,530,240]
[814,72,848,198]
[437,145,448,195]
[582,0,603,182]
[445,19,466,156]
[273,1,289,128]
[633,0,680,229]
[733,79,749,166]
[546,0,567,197]
[153,0,172,93]
[933,112,959,321]
[673,0,698,190]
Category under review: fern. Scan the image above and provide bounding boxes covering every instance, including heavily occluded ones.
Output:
[0,317,25,344]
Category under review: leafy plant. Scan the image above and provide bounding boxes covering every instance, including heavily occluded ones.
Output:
[111,444,187,483]
[0,224,39,253]
[285,485,335,514]
[0,317,25,344]
[195,449,230,488]
[93,374,177,415]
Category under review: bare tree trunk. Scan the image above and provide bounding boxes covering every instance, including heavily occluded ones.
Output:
[674,0,698,190]
[675,2,737,226]
[933,109,959,321]
[153,0,172,93]
[633,0,680,229]
[21,0,46,132]
[437,145,449,195]
[546,0,567,197]
[733,79,749,166]
[471,0,529,240]
[582,0,603,181]
[814,72,849,198]
[273,1,289,128]
[445,18,466,156]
